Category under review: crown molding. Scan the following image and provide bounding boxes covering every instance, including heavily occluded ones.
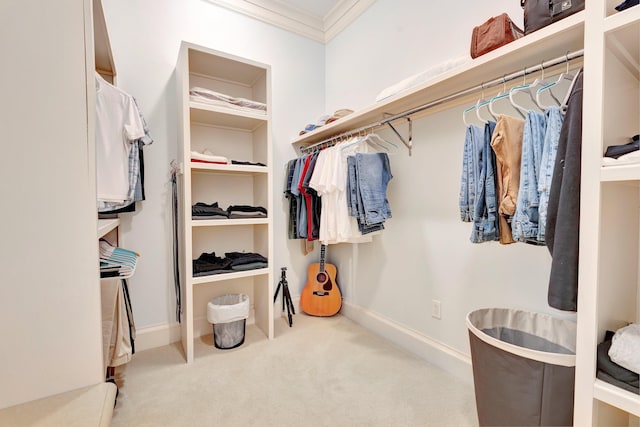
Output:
[324,0,376,42]
[206,0,376,44]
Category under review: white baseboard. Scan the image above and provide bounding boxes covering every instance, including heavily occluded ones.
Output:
[340,301,473,385]
[134,322,181,352]
[134,306,265,353]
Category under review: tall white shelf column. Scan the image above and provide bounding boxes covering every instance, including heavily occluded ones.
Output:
[575,1,640,425]
[176,42,274,364]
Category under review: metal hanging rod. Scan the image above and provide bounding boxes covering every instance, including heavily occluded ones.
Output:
[300,48,584,155]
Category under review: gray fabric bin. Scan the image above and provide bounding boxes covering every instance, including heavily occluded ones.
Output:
[466,308,576,426]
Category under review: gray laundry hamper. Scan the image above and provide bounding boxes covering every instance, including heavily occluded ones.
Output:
[466,308,576,427]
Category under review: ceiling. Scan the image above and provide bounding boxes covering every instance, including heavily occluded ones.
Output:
[206,0,376,43]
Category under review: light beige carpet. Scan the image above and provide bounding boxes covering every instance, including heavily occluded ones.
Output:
[111,314,478,426]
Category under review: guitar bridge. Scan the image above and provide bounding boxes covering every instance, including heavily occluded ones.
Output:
[312,291,329,296]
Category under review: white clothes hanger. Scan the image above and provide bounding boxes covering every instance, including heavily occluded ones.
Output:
[463,83,495,126]
[475,83,497,124]
[536,55,575,109]
[489,76,525,119]
[462,104,479,127]
[366,132,398,152]
[509,64,549,114]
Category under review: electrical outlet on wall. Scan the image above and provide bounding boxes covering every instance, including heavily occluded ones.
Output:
[431,300,441,320]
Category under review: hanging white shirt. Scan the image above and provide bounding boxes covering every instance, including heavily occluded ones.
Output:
[95,74,145,203]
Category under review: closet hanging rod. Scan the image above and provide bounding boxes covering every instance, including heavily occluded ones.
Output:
[300,48,584,155]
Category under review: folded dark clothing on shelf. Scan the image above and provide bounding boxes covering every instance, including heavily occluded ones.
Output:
[231,160,267,167]
[597,370,639,395]
[192,202,229,218]
[227,205,267,215]
[604,134,640,159]
[596,331,639,392]
[230,262,268,271]
[224,251,268,267]
[615,0,639,11]
[193,215,228,220]
[228,213,267,219]
[193,251,232,275]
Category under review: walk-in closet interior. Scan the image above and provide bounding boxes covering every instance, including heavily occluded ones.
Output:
[1,0,639,425]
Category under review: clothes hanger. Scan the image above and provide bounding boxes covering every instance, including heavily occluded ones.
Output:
[509,64,548,114]
[463,83,492,126]
[536,54,574,109]
[366,132,397,152]
[475,83,497,124]
[488,76,525,119]
[462,104,479,127]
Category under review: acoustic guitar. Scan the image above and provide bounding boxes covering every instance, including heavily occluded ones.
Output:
[300,244,342,316]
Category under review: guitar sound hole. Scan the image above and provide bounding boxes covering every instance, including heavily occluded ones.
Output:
[316,272,327,283]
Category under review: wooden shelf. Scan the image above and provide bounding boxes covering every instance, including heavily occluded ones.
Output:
[190,101,267,130]
[191,268,269,286]
[190,162,268,174]
[601,164,640,181]
[604,5,640,34]
[292,11,585,148]
[593,379,640,418]
[93,0,116,82]
[98,218,119,239]
[191,218,268,227]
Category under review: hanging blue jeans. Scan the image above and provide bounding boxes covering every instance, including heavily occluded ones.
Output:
[538,106,564,242]
[512,110,546,242]
[355,152,393,225]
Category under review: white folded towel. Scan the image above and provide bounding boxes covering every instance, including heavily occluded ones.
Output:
[608,323,640,374]
[190,87,266,113]
[191,149,229,164]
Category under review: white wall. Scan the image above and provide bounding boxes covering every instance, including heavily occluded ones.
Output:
[101,0,325,337]
[326,0,576,380]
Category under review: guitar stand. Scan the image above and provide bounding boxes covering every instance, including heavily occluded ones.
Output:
[274,267,295,327]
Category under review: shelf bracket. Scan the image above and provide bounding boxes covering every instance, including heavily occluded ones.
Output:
[386,117,413,156]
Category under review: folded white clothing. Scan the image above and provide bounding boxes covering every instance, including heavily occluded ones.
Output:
[191,149,229,164]
[375,55,470,102]
[608,323,640,374]
[190,87,266,114]
[602,150,640,166]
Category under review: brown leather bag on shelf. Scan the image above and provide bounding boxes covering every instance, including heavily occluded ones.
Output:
[470,13,524,59]
[521,0,585,34]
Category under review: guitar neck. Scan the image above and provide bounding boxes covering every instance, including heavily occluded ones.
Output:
[319,244,326,273]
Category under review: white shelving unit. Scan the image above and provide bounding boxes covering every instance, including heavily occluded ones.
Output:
[177,42,273,364]
[576,1,640,425]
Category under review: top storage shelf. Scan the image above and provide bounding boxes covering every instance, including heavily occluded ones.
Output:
[292,11,585,149]
[189,48,265,86]
[186,43,269,106]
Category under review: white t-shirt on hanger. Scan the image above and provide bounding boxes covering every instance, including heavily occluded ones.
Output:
[95,74,145,203]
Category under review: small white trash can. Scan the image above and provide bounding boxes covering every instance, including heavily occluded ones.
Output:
[207,293,250,349]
